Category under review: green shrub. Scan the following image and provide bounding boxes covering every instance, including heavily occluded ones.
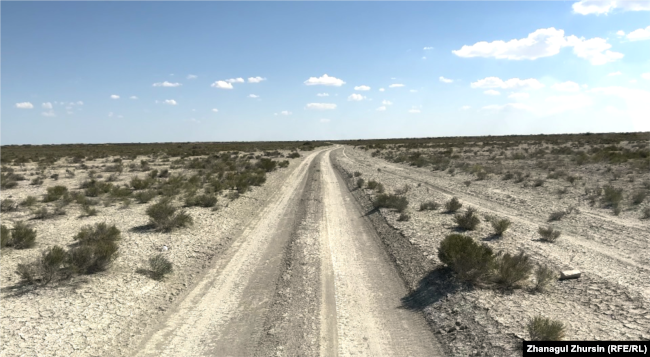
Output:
[287,152,300,159]
[534,265,557,292]
[1,199,17,212]
[146,199,193,232]
[185,194,217,207]
[134,190,157,203]
[493,251,533,289]
[397,213,410,221]
[356,178,365,189]
[149,254,173,280]
[43,185,69,202]
[476,171,488,180]
[12,221,37,249]
[278,160,289,168]
[67,240,119,274]
[16,263,38,285]
[20,196,38,207]
[491,218,512,235]
[158,169,170,178]
[503,172,514,180]
[81,204,99,217]
[538,226,561,242]
[130,176,154,190]
[40,246,68,284]
[82,179,113,197]
[30,177,44,186]
[367,180,380,190]
[353,171,362,177]
[601,184,623,208]
[533,179,545,187]
[445,197,462,212]
[33,206,51,220]
[1,225,11,248]
[527,316,566,341]
[373,194,409,213]
[453,207,481,230]
[632,191,647,205]
[148,170,159,179]
[438,234,494,285]
[419,201,439,211]
[74,223,121,244]
[109,186,133,198]
[548,211,567,222]
[463,180,472,187]
[256,158,277,172]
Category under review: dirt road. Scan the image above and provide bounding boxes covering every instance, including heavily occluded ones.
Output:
[132,147,444,357]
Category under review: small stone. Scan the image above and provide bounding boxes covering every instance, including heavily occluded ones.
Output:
[560,270,581,280]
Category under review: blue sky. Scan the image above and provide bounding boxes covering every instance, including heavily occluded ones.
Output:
[3,1,649,145]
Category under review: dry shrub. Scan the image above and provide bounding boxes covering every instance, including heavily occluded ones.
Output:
[419,201,439,211]
[491,218,512,235]
[527,316,566,341]
[11,221,37,249]
[453,207,480,230]
[534,265,557,292]
[445,197,462,212]
[493,251,533,289]
[149,254,173,280]
[146,198,193,232]
[538,226,561,243]
[373,194,409,213]
[438,234,494,285]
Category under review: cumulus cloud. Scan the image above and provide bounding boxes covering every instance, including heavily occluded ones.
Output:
[153,81,182,87]
[379,88,385,92]
[280,110,292,115]
[382,100,393,105]
[211,81,234,89]
[551,81,581,92]
[625,26,650,41]
[471,77,544,90]
[304,74,345,86]
[608,71,623,76]
[16,102,34,109]
[42,102,53,109]
[376,106,387,111]
[248,94,259,98]
[248,77,267,83]
[354,85,371,91]
[439,76,453,83]
[389,84,405,88]
[212,108,219,113]
[111,95,120,99]
[348,93,365,101]
[482,103,533,111]
[187,74,198,79]
[572,0,650,15]
[41,110,56,117]
[460,105,471,110]
[163,99,177,105]
[423,46,434,50]
[508,92,530,100]
[484,90,501,95]
[226,78,245,83]
[76,101,83,105]
[306,103,337,110]
[317,93,330,97]
[453,27,623,65]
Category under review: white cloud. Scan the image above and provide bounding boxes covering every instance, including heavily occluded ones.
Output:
[153,81,182,87]
[304,74,345,86]
[626,26,650,41]
[212,108,219,113]
[389,84,405,88]
[317,93,330,97]
[41,110,56,117]
[348,93,365,101]
[376,106,387,111]
[484,90,501,95]
[211,81,234,89]
[354,85,371,91]
[110,95,120,99]
[163,99,177,105]
[423,46,434,50]
[280,110,292,115]
[453,27,623,65]
[76,101,83,105]
[408,109,421,114]
[382,100,393,105]
[471,77,544,90]
[608,71,623,76]
[130,96,138,100]
[320,118,330,123]
[42,102,53,109]
[642,73,650,80]
[508,92,530,100]
[16,102,34,109]
[306,103,337,110]
[551,81,581,92]
[617,30,626,37]
[572,0,650,15]
[439,76,453,83]
[379,88,385,92]
[187,74,198,79]
[410,89,418,93]
[460,105,471,110]
[108,112,114,118]
[248,76,267,83]
[248,94,259,98]
[226,78,245,83]
[482,103,533,111]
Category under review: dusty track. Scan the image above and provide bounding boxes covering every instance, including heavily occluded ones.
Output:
[132,147,444,357]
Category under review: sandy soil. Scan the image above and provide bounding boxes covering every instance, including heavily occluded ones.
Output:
[334,145,650,356]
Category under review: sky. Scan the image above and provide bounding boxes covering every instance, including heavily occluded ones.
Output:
[2,1,650,145]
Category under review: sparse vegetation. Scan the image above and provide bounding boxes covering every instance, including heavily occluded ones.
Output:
[490,218,512,236]
[534,265,557,292]
[438,234,494,285]
[11,221,37,249]
[397,213,410,221]
[134,190,158,203]
[444,197,462,213]
[527,316,566,341]
[1,198,18,212]
[20,195,38,207]
[453,207,480,231]
[356,178,365,189]
[1,225,11,248]
[43,185,69,202]
[419,201,439,211]
[548,210,568,222]
[492,251,533,289]
[538,226,562,243]
[353,171,362,177]
[149,254,173,280]
[601,184,623,209]
[146,198,193,232]
[373,194,409,213]
[632,191,647,205]
[185,194,218,208]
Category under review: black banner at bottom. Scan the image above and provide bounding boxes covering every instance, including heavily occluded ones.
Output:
[523,341,649,356]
